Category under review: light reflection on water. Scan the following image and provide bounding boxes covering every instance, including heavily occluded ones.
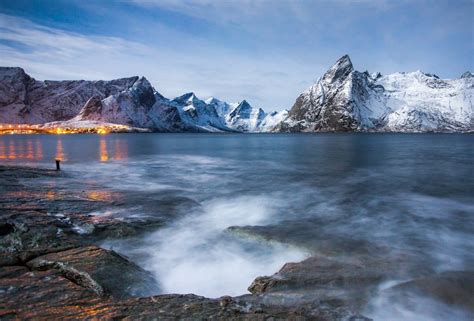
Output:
[99,138,108,162]
[0,135,130,162]
[0,137,45,160]
[55,139,66,161]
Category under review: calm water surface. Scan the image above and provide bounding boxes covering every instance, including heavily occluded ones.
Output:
[1,133,473,318]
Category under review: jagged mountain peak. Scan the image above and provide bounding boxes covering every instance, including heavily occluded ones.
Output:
[205,96,219,104]
[235,100,252,109]
[460,71,473,79]
[172,92,204,105]
[322,54,354,84]
[133,76,152,87]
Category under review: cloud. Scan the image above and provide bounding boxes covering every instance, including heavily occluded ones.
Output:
[0,13,321,110]
[1,0,471,110]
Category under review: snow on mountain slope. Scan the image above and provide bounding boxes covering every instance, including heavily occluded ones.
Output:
[205,97,234,118]
[4,62,468,133]
[74,77,157,127]
[275,55,473,132]
[170,93,231,132]
[260,110,288,130]
[225,100,266,132]
[377,71,473,131]
[0,67,139,124]
[0,67,279,132]
[206,97,285,132]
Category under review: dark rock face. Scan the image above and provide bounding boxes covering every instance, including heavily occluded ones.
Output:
[282,55,361,132]
[77,96,103,118]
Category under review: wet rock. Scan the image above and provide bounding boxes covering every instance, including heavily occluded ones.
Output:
[26,245,159,298]
[0,211,83,257]
[248,253,432,312]
[0,265,100,320]
[0,244,101,319]
[386,271,474,311]
[0,266,323,320]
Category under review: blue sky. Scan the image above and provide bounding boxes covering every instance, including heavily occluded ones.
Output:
[0,0,472,111]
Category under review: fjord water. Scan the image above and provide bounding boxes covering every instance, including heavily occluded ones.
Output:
[1,133,473,318]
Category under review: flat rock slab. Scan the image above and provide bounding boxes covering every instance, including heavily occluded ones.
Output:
[0,265,100,320]
[0,266,333,320]
[26,245,159,298]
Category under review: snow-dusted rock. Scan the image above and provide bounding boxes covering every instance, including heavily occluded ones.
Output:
[275,55,473,132]
[170,93,231,132]
[74,77,157,127]
[207,97,285,132]
[0,67,139,124]
[205,97,234,118]
[225,100,266,132]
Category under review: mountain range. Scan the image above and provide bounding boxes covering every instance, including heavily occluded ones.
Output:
[0,55,472,133]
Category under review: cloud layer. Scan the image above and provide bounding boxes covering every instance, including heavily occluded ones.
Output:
[0,0,472,111]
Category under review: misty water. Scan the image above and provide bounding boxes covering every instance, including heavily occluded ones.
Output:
[1,133,473,320]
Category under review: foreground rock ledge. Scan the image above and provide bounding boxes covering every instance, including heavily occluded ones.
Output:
[0,246,355,320]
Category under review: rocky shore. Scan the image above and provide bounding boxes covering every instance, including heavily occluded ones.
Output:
[1,165,472,320]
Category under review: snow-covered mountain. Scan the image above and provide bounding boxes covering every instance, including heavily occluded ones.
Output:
[74,77,157,127]
[225,100,266,132]
[205,97,287,132]
[0,67,139,124]
[169,93,230,132]
[0,67,279,132]
[274,55,473,132]
[2,62,471,133]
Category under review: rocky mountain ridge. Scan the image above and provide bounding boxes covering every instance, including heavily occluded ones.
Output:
[0,67,283,133]
[1,60,472,133]
[275,55,473,132]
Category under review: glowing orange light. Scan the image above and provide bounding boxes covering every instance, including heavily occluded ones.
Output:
[0,141,6,159]
[26,140,34,159]
[55,139,65,161]
[8,141,16,159]
[97,127,109,135]
[46,190,56,200]
[99,138,108,162]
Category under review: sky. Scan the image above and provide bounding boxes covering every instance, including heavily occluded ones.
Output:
[0,0,473,111]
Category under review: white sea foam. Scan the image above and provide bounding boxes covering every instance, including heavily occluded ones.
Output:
[139,195,308,298]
